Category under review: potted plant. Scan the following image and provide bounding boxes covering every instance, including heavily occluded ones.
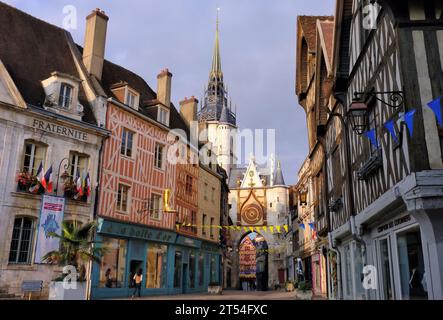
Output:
[17,171,32,192]
[295,281,312,300]
[63,177,76,198]
[285,280,295,292]
[208,282,223,295]
[43,221,103,300]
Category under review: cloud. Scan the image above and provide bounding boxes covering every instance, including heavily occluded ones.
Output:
[4,0,335,184]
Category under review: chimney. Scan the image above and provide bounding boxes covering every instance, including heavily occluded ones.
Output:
[83,8,109,81]
[179,96,198,127]
[157,69,172,107]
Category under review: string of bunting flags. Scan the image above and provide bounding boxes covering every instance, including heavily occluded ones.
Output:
[363,97,442,148]
[176,223,290,234]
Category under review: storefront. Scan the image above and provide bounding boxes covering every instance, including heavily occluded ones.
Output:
[91,219,221,299]
[367,214,428,300]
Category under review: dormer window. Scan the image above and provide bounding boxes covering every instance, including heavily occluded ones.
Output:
[41,72,82,121]
[157,106,169,126]
[125,90,137,108]
[59,83,73,108]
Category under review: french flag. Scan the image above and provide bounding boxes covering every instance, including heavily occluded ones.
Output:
[41,166,53,193]
[29,162,44,193]
[85,173,91,197]
[76,171,84,196]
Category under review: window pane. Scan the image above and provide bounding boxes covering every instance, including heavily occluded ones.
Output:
[198,254,204,286]
[126,132,133,157]
[397,228,428,300]
[9,218,33,264]
[174,251,182,288]
[121,130,127,155]
[189,252,196,288]
[99,238,127,288]
[146,244,168,289]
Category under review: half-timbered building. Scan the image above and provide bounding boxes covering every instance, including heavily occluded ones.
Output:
[295,15,334,298]
[329,0,443,300]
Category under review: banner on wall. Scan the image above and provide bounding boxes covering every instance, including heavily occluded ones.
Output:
[34,195,65,263]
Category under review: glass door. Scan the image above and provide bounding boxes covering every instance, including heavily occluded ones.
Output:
[377,237,395,300]
[396,227,428,300]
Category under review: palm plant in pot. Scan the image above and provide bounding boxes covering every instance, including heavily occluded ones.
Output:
[42,221,104,300]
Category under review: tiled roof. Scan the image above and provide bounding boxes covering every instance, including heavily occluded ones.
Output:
[298,16,333,51]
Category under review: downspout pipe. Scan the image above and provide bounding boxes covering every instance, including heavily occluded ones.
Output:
[328,232,342,300]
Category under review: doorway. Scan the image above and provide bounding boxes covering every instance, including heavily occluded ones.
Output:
[129,260,143,288]
[376,237,395,300]
[239,232,268,291]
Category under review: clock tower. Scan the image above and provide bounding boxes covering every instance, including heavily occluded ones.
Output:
[198,10,237,177]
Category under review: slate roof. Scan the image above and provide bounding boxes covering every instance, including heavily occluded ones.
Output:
[0,1,96,124]
[0,1,190,135]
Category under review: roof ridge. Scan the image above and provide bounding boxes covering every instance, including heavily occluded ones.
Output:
[0,1,72,35]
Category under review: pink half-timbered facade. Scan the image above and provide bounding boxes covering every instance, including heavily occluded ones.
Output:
[98,102,176,230]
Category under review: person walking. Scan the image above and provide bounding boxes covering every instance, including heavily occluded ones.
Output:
[132,268,143,299]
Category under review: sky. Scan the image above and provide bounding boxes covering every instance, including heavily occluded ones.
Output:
[5,0,335,184]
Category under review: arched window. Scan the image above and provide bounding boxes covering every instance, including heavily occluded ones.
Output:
[9,217,35,264]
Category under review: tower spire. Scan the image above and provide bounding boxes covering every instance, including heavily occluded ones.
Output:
[210,8,222,78]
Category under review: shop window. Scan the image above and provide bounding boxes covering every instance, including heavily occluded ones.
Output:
[397,227,428,300]
[174,251,182,288]
[198,254,205,286]
[353,242,365,299]
[69,152,89,178]
[8,217,34,264]
[154,143,164,169]
[99,238,127,288]
[23,141,46,175]
[116,184,130,213]
[379,238,394,300]
[210,256,217,283]
[189,252,196,289]
[121,129,134,157]
[146,244,167,289]
[149,194,162,220]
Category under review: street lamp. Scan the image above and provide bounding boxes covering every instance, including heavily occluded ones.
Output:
[348,100,369,136]
[55,157,70,195]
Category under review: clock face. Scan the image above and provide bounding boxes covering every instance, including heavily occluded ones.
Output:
[242,204,263,225]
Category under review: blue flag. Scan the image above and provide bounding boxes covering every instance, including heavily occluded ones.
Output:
[427,97,442,126]
[364,129,379,148]
[384,120,399,143]
[299,223,305,230]
[308,223,315,230]
[404,109,416,137]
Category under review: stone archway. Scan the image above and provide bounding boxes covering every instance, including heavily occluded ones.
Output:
[238,232,269,291]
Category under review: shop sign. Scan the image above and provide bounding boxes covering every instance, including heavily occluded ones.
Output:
[201,242,221,253]
[377,215,411,233]
[176,236,202,248]
[97,218,176,244]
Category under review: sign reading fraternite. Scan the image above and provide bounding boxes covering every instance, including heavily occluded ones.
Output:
[34,195,65,263]
[32,119,88,142]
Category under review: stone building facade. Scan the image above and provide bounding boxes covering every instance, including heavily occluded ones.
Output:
[0,2,108,296]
